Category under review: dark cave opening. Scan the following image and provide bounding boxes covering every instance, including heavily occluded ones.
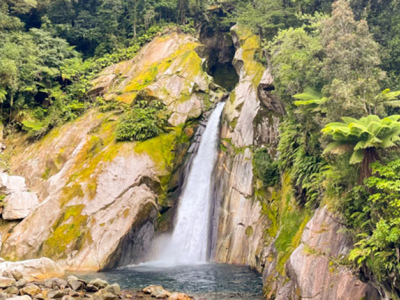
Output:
[209,62,239,92]
[199,26,239,92]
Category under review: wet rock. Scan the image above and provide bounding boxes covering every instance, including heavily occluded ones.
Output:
[21,284,41,296]
[103,284,120,295]
[48,289,68,299]
[69,290,80,297]
[48,278,68,289]
[2,270,13,278]
[88,279,108,289]
[93,291,118,300]
[85,284,99,293]
[34,293,45,300]
[11,270,24,281]
[143,285,171,299]
[68,276,85,291]
[6,296,32,300]
[0,276,16,288]
[168,293,191,300]
[5,286,19,295]
[0,292,8,299]
[16,279,27,288]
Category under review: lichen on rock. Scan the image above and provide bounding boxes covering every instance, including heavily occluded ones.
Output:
[91,31,223,127]
[0,30,225,271]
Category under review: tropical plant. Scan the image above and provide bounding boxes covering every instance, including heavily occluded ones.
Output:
[293,88,327,113]
[322,115,400,181]
[349,159,400,295]
[115,100,169,142]
[253,148,280,187]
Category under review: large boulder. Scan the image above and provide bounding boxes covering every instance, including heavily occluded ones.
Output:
[0,257,63,281]
[2,191,39,220]
[0,173,27,194]
[0,172,39,220]
[0,30,222,271]
[91,30,224,127]
[281,207,380,300]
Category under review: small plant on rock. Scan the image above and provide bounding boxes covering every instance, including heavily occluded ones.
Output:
[115,100,169,142]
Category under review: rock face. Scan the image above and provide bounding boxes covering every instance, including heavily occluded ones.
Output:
[0,30,222,271]
[212,25,281,269]
[91,31,224,127]
[278,207,380,300]
[212,26,380,299]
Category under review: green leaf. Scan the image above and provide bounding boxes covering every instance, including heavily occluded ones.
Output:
[349,149,364,164]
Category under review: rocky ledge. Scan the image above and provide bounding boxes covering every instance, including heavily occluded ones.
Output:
[0,275,192,300]
[0,258,191,300]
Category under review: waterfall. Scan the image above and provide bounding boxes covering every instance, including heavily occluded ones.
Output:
[153,102,225,265]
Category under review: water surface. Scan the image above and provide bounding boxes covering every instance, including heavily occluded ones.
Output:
[76,263,264,300]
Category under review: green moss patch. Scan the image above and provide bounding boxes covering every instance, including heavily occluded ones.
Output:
[135,128,181,171]
[42,205,88,258]
[259,173,310,275]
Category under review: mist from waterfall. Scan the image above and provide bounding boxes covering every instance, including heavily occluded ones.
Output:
[148,102,225,266]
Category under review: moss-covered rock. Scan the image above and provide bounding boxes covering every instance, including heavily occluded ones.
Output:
[0,31,222,271]
[91,31,223,127]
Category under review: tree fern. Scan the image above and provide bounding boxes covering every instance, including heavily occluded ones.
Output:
[322,115,400,181]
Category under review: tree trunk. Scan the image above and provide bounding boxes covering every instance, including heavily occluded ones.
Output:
[132,0,138,39]
[178,0,186,24]
[359,148,380,184]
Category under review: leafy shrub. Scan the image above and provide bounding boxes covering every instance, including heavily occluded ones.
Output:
[277,117,326,208]
[253,148,280,187]
[347,159,400,295]
[116,100,169,142]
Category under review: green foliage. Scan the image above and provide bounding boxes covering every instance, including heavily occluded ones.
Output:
[346,160,400,295]
[116,100,169,142]
[323,115,400,163]
[269,27,323,104]
[320,0,384,119]
[253,148,280,187]
[293,88,327,113]
[278,118,326,208]
[227,0,289,40]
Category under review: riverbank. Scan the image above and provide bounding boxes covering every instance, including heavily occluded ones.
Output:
[0,273,191,300]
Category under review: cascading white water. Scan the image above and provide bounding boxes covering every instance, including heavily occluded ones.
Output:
[154,102,225,265]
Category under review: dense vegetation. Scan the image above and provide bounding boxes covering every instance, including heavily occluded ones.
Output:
[3,0,400,297]
[251,0,400,297]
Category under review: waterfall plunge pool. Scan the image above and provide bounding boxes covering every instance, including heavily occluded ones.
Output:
[74,263,264,299]
[73,104,265,299]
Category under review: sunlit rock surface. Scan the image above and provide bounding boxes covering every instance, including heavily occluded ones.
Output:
[0,30,222,271]
[0,257,63,281]
[91,31,224,126]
